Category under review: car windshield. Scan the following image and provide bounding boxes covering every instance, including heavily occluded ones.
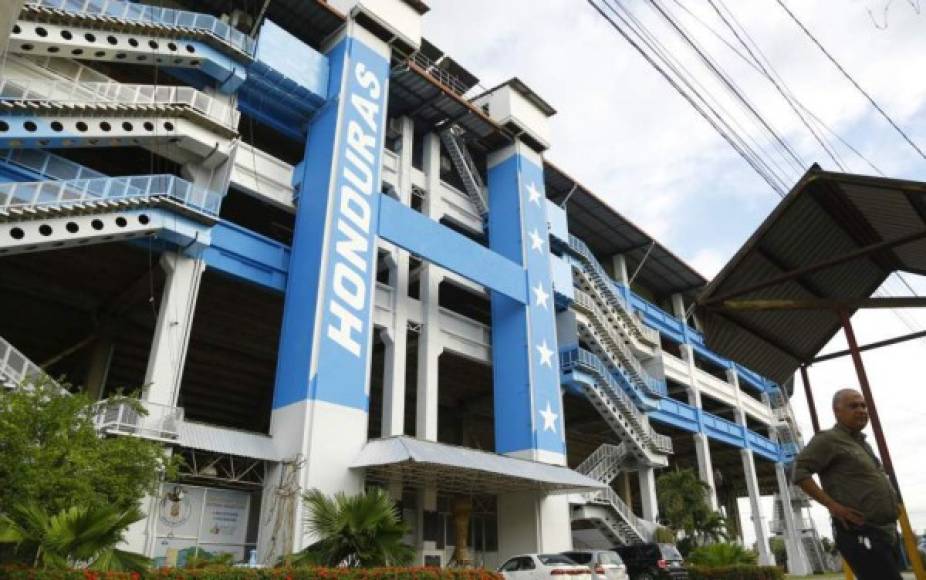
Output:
[562,552,592,564]
[659,544,683,560]
[539,554,577,565]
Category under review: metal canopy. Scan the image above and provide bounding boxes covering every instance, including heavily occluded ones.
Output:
[697,165,926,384]
[543,161,707,301]
[352,436,606,495]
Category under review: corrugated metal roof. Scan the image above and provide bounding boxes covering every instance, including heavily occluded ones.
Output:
[176,421,279,461]
[352,436,605,494]
[544,161,707,301]
[698,166,926,384]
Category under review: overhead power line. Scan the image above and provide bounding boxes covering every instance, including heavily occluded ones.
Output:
[775,0,926,163]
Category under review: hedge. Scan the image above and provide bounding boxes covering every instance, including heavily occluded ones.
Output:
[686,565,783,580]
[0,567,504,580]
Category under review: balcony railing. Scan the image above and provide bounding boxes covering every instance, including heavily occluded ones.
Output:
[0,335,45,388]
[25,0,255,55]
[92,399,183,441]
[0,79,239,129]
[0,174,222,217]
[407,51,471,97]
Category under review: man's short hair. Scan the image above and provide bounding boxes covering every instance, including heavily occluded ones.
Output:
[832,388,860,410]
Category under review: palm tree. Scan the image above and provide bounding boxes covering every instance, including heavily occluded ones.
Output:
[0,503,151,571]
[292,488,413,567]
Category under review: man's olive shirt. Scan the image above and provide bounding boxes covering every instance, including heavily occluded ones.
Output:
[793,423,898,531]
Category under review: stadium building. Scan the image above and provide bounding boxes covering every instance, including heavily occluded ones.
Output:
[0,0,823,573]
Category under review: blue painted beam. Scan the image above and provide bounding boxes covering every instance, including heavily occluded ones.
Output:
[377,194,528,303]
[203,221,290,292]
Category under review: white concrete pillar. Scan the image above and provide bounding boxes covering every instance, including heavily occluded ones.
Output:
[381,117,415,438]
[692,433,719,511]
[741,449,774,565]
[143,252,205,407]
[497,493,572,560]
[0,0,24,55]
[611,254,629,286]
[638,467,659,522]
[671,293,686,321]
[416,131,444,442]
[84,336,114,400]
[775,463,812,575]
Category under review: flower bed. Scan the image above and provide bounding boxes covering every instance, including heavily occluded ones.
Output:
[0,566,504,580]
[687,565,783,580]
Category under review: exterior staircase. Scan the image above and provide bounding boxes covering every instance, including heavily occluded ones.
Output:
[439,125,488,216]
[561,348,671,465]
[572,443,651,545]
[0,334,48,389]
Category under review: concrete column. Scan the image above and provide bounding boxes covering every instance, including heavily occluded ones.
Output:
[143,252,205,407]
[692,433,719,511]
[497,493,572,560]
[381,117,415,438]
[84,336,114,400]
[622,472,633,506]
[671,293,686,321]
[775,463,812,575]
[638,467,659,522]
[0,0,24,55]
[741,449,774,565]
[611,254,629,286]
[416,131,444,442]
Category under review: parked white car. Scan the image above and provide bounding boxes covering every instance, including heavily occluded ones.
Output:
[498,553,593,580]
[561,550,629,580]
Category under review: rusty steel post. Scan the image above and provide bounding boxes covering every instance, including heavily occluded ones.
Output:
[800,364,821,434]
[839,310,925,580]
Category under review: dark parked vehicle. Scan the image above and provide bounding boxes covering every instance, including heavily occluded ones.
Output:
[614,543,687,580]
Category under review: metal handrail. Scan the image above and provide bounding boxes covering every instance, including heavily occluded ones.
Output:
[92,399,184,441]
[407,51,470,97]
[0,174,222,216]
[573,289,665,396]
[588,486,646,542]
[0,79,238,128]
[568,235,660,345]
[25,0,255,55]
[0,334,45,388]
[562,348,673,454]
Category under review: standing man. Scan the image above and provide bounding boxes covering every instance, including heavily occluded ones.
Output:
[792,388,901,580]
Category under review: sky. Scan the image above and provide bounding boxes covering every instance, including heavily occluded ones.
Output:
[424,0,926,544]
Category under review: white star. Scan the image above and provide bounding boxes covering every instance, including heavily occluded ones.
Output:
[536,339,554,368]
[526,182,542,206]
[528,228,544,252]
[539,401,558,432]
[532,283,550,310]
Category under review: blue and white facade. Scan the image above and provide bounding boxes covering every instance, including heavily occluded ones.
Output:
[0,0,821,573]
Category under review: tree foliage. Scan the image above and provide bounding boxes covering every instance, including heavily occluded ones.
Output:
[656,468,728,552]
[0,376,178,556]
[0,502,151,571]
[292,488,413,568]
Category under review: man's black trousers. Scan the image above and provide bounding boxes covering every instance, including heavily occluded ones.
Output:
[834,522,903,580]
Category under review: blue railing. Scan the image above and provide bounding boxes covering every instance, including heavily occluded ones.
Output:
[0,174,222,217]
[26,0,256,56]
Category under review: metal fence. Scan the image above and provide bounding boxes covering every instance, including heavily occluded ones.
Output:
[25,0,255,55]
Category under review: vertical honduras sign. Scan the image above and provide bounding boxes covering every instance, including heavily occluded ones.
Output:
[273,31,389,412]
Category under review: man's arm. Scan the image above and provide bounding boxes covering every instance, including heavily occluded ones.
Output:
[796,477,865,528]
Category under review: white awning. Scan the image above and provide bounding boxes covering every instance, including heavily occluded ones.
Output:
[352,436,605,495]
[176,420,279,461]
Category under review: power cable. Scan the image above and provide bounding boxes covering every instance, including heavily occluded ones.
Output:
[650,0,806,177]
[588,0,788,196]
[707,0,847,172]
[775,0,926,162]
[670,0,885,177]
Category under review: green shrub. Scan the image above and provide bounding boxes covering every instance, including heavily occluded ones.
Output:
[687,564,783,580]
[0,565,504,580]
[687,543,757,566]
